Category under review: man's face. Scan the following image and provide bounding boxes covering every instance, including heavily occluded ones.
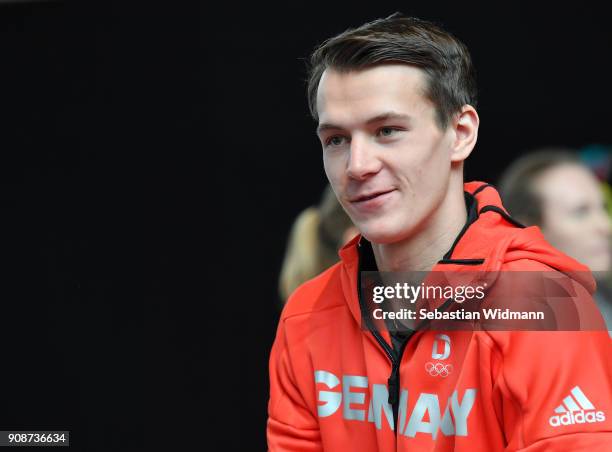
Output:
[316,65,456,244]
[535,163,612,273]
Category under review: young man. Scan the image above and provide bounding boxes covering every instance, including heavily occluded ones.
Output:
[268,13,612,451]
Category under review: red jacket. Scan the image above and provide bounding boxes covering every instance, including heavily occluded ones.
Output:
[268,182,612,451]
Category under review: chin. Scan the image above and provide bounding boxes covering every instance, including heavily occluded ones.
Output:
[358,220,411,245]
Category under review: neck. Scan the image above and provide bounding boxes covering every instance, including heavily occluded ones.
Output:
[371,181,468,273]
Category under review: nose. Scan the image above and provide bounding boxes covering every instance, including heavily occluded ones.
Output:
[346,135,381,180]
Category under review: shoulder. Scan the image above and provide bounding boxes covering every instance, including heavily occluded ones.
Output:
[280,261,347,321]
[501,258,561,272]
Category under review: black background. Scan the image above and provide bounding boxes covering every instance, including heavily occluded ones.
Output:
[1,1,611,450]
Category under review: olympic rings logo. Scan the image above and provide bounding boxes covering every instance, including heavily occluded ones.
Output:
[425,362,453,377]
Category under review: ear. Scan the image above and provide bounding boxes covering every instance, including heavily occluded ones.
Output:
[450,105,479,163]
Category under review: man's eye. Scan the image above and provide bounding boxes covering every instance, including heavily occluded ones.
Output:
[378,127,401,137]
[326,136,346,147]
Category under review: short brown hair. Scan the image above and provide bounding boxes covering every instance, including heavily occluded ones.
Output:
[306,12,477,129]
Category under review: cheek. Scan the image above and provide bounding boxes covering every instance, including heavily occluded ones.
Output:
[403,149,449,196]
[324,155,352,202]
[323,154,341,184]
[544,217,586,252]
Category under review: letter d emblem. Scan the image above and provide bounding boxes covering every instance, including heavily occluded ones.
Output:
[432,334,451,360]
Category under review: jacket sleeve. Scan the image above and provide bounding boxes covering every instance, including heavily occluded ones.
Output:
[267,318,322,451]
[492,328,612,451]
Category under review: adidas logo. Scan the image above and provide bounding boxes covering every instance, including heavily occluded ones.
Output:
[549,386,606,427]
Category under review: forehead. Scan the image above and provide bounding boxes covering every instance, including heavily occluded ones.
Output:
[536,163,603,205]
[316,65,432,125]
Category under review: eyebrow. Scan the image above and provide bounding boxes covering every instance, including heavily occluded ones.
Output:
[316,111,412,135]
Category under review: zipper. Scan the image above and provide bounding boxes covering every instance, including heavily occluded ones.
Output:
[366,311,414,435]
[357,243,415,435]
[388,332,417,438]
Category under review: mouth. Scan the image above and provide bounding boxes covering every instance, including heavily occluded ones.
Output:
[349,189,396,203]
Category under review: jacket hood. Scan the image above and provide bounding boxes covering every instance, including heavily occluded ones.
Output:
[337,181,596,329]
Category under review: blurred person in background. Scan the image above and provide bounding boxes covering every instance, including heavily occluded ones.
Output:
[279,185,358,302]
[499,148,612,335]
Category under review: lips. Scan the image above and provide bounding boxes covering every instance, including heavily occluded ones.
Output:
[350,189,395,203]
[347,189,397,214]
